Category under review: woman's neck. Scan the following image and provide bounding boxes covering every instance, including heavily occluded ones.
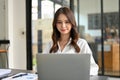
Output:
[58,35,70,51]
[59,34,70,42]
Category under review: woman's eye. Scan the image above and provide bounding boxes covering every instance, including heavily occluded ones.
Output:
[57,21,70,24]
[65,21,70,24]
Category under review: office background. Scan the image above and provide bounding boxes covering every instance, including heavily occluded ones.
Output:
[0,0,120,77]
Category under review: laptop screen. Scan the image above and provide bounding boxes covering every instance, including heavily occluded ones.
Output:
[36,54,90,80]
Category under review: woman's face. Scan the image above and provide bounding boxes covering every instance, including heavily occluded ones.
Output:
[56,14,72,36]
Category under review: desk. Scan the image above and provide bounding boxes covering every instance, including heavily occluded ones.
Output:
[2,69,108,80]
[7,69,35,77]
[0,69,36,80]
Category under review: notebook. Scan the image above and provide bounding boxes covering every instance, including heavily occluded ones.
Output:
[0,69,11,78]
[36,54,90,80]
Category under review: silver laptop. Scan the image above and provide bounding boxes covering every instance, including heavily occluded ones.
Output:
[36,54,90,80]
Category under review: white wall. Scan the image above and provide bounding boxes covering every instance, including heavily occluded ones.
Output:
[8,0,26,69]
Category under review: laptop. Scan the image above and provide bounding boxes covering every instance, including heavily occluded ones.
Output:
[36,54,90,80]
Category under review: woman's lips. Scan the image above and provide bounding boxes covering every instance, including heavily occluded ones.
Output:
[61,29,66,32]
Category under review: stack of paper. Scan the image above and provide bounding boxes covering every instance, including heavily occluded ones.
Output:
[2,72,38,80]
[0,69,11,78]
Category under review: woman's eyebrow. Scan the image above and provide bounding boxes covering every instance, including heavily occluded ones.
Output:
[57,19,69,21]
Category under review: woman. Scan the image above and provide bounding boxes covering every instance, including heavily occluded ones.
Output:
[43,7,98,75]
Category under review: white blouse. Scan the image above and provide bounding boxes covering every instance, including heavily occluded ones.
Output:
[43,38,99,75]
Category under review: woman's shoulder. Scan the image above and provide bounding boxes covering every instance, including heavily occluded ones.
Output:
[76,38,89,47]
[77,38,88,43]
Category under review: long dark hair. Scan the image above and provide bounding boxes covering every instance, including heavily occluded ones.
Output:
[50,7,80,53]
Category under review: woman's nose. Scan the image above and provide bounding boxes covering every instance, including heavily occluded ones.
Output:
[61,22,66,28]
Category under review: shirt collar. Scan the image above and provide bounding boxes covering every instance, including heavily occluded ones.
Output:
[57,38,72,46]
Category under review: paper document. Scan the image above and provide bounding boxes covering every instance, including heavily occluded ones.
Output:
[0,69,11,78]
[2,72,38,80]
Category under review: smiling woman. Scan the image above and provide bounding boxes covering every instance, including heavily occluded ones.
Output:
[43,7,99,75]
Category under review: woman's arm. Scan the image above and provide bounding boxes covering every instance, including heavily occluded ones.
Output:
[78,39,99,75]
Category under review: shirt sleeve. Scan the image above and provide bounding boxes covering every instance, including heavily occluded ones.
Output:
[78,39,99,75]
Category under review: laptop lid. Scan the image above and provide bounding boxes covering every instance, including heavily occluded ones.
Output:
[36,54,90,80]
